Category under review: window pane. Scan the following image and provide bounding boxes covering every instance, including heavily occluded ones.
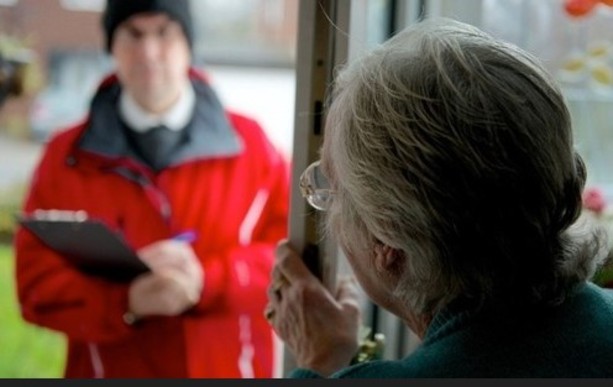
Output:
[191,0,297,67]
[482,0,613,200]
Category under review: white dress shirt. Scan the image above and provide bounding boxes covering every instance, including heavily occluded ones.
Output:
[119,81,196,132]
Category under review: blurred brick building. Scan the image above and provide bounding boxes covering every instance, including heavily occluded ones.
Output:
[0,0,297,139]
[0,0,101,137]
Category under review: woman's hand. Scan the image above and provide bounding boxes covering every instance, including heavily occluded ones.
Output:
[265,240,362,377]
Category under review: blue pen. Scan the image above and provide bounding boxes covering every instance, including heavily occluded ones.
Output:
[172,230,198,243]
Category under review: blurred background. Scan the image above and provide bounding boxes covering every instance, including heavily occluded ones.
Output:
[0,0,299,150]
[1,0,613,377]
[0,0,300,377]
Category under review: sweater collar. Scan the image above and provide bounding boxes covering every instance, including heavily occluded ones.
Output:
[421,294,486,345]
[421,282,593,345]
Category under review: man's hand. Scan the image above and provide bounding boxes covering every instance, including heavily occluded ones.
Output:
[127,240,204,317]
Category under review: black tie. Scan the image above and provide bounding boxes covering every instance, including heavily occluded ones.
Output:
[130,125,184,171]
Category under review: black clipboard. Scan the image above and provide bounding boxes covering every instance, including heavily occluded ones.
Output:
[17,211,150,282]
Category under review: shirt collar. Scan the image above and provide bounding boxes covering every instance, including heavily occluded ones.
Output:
[119,81,196,133]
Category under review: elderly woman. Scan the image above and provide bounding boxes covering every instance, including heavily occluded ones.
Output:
[266,18,613,377]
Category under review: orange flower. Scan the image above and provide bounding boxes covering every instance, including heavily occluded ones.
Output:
[564,0,598,17]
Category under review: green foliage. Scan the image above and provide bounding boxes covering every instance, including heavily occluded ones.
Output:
[593,254,613,288]
[0,182,26,244]
[0,244,66,378]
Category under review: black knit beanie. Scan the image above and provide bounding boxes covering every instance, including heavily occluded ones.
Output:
[102,0,193,52]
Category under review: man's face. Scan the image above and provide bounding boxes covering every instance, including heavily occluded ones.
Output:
[111,13,191,113]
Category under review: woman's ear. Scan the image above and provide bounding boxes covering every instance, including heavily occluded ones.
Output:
[374,243,403,274]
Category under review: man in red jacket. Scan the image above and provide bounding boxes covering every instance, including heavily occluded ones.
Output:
[14,0,289,378]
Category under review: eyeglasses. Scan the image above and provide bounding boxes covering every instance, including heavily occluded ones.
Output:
[299,160,335,211]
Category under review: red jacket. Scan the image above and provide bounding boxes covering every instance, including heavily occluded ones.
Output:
[14,71,289,378]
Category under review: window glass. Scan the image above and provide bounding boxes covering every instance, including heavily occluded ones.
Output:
[365,0,394,47]
[482,0,613,201]
[189,0,298,158]
[421,0,613,206]
[59,0,103,12]
[191,0,297,67]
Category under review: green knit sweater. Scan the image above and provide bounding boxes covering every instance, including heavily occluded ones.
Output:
[290,282,613,378]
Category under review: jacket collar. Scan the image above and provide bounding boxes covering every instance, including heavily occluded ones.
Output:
[77,70,243,168]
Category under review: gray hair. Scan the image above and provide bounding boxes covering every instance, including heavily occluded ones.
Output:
[323,18,608,316]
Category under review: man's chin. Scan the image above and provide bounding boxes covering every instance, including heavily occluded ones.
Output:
[137,92,179,112]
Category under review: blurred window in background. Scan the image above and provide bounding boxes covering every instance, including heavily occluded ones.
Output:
[190,0,298,158]
[59,0,104,12]
[479,0,613,212]
[192,0,296,68]
[420,0,613,231]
